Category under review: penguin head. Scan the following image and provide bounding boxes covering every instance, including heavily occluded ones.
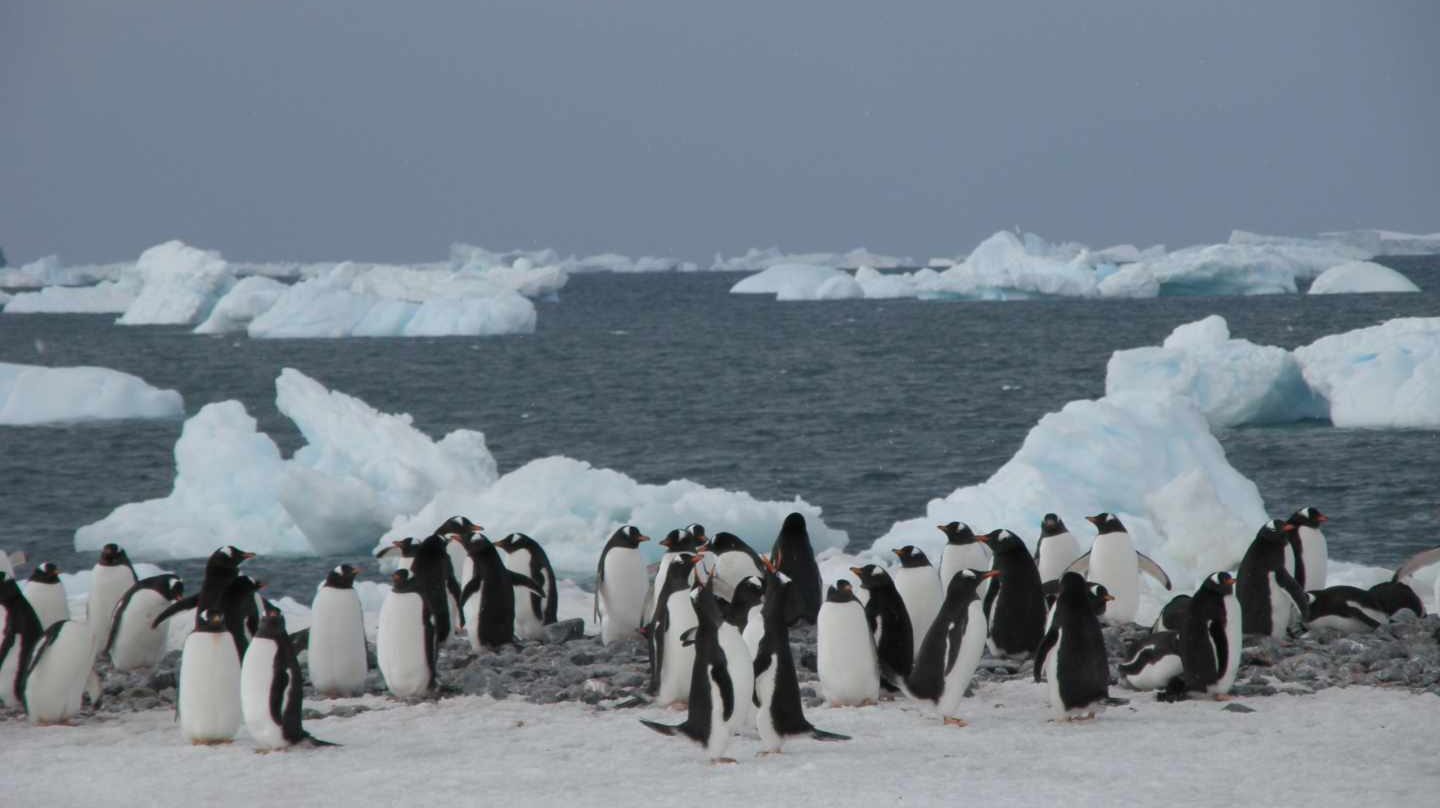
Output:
[850,564,894,590]
[255,608,288,639]
[729,576,765,611]
[383,537,420,558]
[30,562,61,583]
[436,516,483,540]
[1040,513,1069,537]
[1059,570,1089,596]
[780,513,808,537]
[1259,519,1292,542]
[163,576,185,601]
[979,529,1025,556]
[390,569,417,591]
[215,545,255,563]
[324,564,362,589]
[609,525,649,548]
[825,580,859,603]
[1202,571,1237,594]
[196,609,227,632]
[1287,507,1328,529]
[1086,582,1115,615]
[684,523,708,542]
[99,543,130,566]
[943,568,1001,604]
[710,532,749,554]
[937,522,978,545]
[661,529,706,554]
[892,546,932,568]
[1086,513,1126,534]
[417,534,449,558]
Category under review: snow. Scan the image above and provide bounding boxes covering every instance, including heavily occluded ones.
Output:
[729,263,864,301]
[1307,261,1420,295]
[0,363,185,426]
[193,276,289,334]
[116,241,235,326]
[712,246,914,272]
[2,682,1433,806]
[1294,317,1440,429]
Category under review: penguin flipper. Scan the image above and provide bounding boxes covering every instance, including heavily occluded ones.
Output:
[288,628,310,651]
[678,627,698,647]
[809,728,850,742]
[1135,553,1172,590]
[639,718,681,736]
[458,577,481,609]
[152,594,199,629]
[1064,552,1091,576]
[1394,546,1440,583]
[1033,625,1059,683]
[508,571,544,595]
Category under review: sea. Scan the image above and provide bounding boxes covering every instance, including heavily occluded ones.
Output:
[3,257,1438,600]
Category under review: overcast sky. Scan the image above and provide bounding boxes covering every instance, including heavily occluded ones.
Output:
[2,1,1436,264]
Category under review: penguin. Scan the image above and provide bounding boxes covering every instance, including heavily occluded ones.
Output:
[937,521,992,591]
[104,574,184,671]
[20,618,100,724]
[891,546,943,660]
[218,575,266,658]
[1285,507,1329,590]
[242,609,337,750]
[1042,579,1114,615]
[851,564,913,689]
[648,553,700,707]
[710,532,765,602]
[1118,630,1183,691]
[456,534,543,651]
[640,576,736,763]
[1180,571,1242,699]
[904,569,1000,726]
[24,562,69,631]
[406,534,464,645]
[1305,586,1389,633]
[817,580,879,707]
[1066,513,1171,624]
[0,574,44,709]
[1034,513,1082,584]
[178,609,243,744]
[982,529,1047,659]
[718,575,759,731]
[1377,545,1440,618]
[731,576,767,660]
[753,561,850,753]
[595,525,651,645]
[152,545,254,631]
[434,515,483,590]
[1035,572,1111,720]
[770,513,823,625]
[375,536,418,572]
[644,527,708,625]
[376,569,436,698]
[308,564,368,697]
[1152,594,1193,633]
[1237,520,1308,638]
[86,543,137,655]
[496,533,558,640]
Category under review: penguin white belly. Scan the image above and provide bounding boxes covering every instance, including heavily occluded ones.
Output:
[940,545,991,588]
[714,553,761,601]
[512,586,545,641]
[705,672,733,760]
[240,637,287,749]
[179,632,241,742]
[1266,574,1294,639]
[461,556,474,591]
[377,592,432,697]
[1036,533,1081,583]
[86,567,135,655]
[718,625,754,732]
[1212,597,1242,695]
[1043,630,1064,717]
[1087,534,1140,623]
[446,541,468,588]
[817,601,878,706]
[893,568,942,658]
[599,549,647,645]
[1122,654,1183,691]
[0,631,23,708]
[1299,526,1328,589]
[656,591,698,706]
[462,580,484,653]
[308,587,367,696]
[25,621,96,724]
[937,602,988,719]
[24,581,69,631]
[742,607,764,659]
[754,657,781,751]
[109,590,172,670]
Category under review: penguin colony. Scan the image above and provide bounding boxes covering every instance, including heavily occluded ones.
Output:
[3,506,1439,763]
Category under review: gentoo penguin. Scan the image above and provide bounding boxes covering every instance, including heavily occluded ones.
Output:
[595,525,650,645]
[218,575,266,658]
[644,527,707,625]
[406,534,464,645]
[852,564,913,689]
[86,543,137,654]
[1285,507,1329,589]
[24,562,69,630]
[770,513,823,625]
[649,553,700,706]
[21,619,100,724]
[375,536,418,571]
[1152,594,1193,633]
[1034,513,1081,584]
[456,534,542,651]
[1118,631,1183,691]
[718,575,759,730]
[732,576,767,660]
[817,580,879,707]
[982,530,1046,658]
[753,563,849,752]
[153,545,254,631]
[710,532,764,602]
[105,574,184,671]
[1375,545,1440,618]
[1180,571,1242,699]
[1041,579,1114,615]
[0,575,44,709]
[905,569,1000,726]
[938,522,992,591]
[1237,520,1307,638]
[891,546,943,660]
[434,515,483,588]
[640,577,736,763]
[1035,572,1110,720]
[178,609,243,743]
[1067,513,1171,624]
[308,564,368,697]
[377,569,436,698]
[242,610,336,750]
[1305,586,1388,633]
[496,533,558,640]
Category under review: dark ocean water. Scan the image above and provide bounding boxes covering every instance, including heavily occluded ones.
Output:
[2,259,1438,599]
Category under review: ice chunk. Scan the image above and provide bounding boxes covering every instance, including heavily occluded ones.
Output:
[0,363,184,426]
[573,253,700,273]
[3,278,140,314]
[193,276,288,334]
[1294,317,1440,429]
[729,263,864,300]
[712,247,913,272]
[116,241,234,326]
[1307,261,1420,295]
[1240,229,1440,258]
[0,256,132,289]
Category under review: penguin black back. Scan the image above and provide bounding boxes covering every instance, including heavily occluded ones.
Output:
[640,578,734,751]
[983,530,1046,656]
[497,533,558,625]
[852,564,913,688]
[255,610,337,747]
[0,575,44,702]
[1034,572,1110,711]
[770,513,822,624]
[411,534,463,644]
[152,545,253,630]
[1237,520,1306,636]
[1369,580,1425,618]
[907,569,995,701]
[1181,572,1237,692]
[457,535,534,650]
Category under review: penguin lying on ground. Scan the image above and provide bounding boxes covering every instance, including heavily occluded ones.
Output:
[242,609,337,750]
[1151,593,1192,633]
[640,576,736,763]
[1305,586,1389,633]
[754,555,850,753]
[1377,545,1440,618]
[1119,631,1183,692]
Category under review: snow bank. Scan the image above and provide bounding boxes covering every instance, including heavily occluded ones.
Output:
[713,247,914,272]
[729,263,863,300]
[116,241,234,326]
[2,277,140,313]
[0,363,185,426]
[1294,317,1440,429]
[1105,315,1325,428]
[1307,261,1420,295]
[193,276,289,334]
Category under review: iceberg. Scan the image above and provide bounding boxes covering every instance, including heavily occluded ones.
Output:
[116,241,235,326]
[1307,261,1420,295]
[573,253,700,274]
[2,278,140,314]
[193,276,289,334]
[729,263,864,301]
[0,256,131,289]
[0,363,185,426]
[1293,317,1440,429]
[712,247,914,272]
[1238,229,1440,257]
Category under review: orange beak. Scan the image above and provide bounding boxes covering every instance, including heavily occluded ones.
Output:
[980,570,1001,580]
[1317,515,1329,524]
[974,533,989,544]
[637,534,651,543]
[1102,593,1116,602]
[1282,523,1296,532]
[849,566,865,577]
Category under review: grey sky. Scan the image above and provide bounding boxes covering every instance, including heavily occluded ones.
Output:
[3,1,1436,265]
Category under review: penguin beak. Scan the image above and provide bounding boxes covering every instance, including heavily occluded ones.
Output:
[849,566,865,577]
[351,565,363,575]
[1085,515,1102,526]
[240,551,256,561]
[1282,524,1297,532]
[637,535,651,543]
[892,548,904,558]
[471,524,484,533]
[935,524,946,532]
[1224,578,1237,587]
[255,581,267,590]
[980,570,1001,580]
[1102,593,1115,602]
[1317,515,1329,524]
[973,534,989,544]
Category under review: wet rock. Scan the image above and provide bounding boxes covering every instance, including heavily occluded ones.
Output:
[544,619,586,644]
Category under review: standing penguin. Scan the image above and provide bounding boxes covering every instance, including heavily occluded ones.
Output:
[851,564,913,689]
[1305,586,1389,633]
[817,580,879,707]
[718,574,759,730]
[152,545,255,631]
[595,525,650,645]
[771,513,823,625]
[21,619,100,724]
[732,576,768,659]
[1067,513,1171,624]
[753,563,850,753]
[1034,514,1081,584]
[242,610,337,750]
[0,575,44,709]
[644,527,707,625]
[710,532,764,602]
[905,569,1000,726]
[496,533,558,640]
[649,553,700,707]
[639,578,736,763]
[308,564,368,697]
[982,530,1046,659]
[377,569,436,698]
[375,536,418,572]
[937,522,992,591]
[408,534,464,645]
[178,609,243,744]
[891,546,943,660]
[1035,572,1111,721]
[1285,507,1329,590]
[434,516,483,590]
[86,543,137,655]
[1180,572,1242,699]
[104,574,184,671]
[1237,520,1308,638]
[24,562,69,630]
[456,534,542,652]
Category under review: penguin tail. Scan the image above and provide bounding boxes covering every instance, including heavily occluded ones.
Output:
[639,719,680,736]
[301,733,341,748]
[809,728,850,742]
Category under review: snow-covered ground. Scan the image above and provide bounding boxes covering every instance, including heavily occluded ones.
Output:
[0,362,185,426]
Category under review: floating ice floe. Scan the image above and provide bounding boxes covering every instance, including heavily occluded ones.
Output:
[1307,261,1421,295]
[0,255,132,289]
[1237,228,1440,257]
[0,362,185,426]
[2,277,141,314]
[712,246,914,272]
[730,263,864,300]
[1294,317,1440,429]
[193,276,289,334]
[115,241,235,326]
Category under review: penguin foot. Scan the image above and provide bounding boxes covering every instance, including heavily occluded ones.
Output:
[710,757,738,765]
[943,717,969,728]
[758,749,783,757]
[1212,694,1235,702]
[668,702,688,712]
